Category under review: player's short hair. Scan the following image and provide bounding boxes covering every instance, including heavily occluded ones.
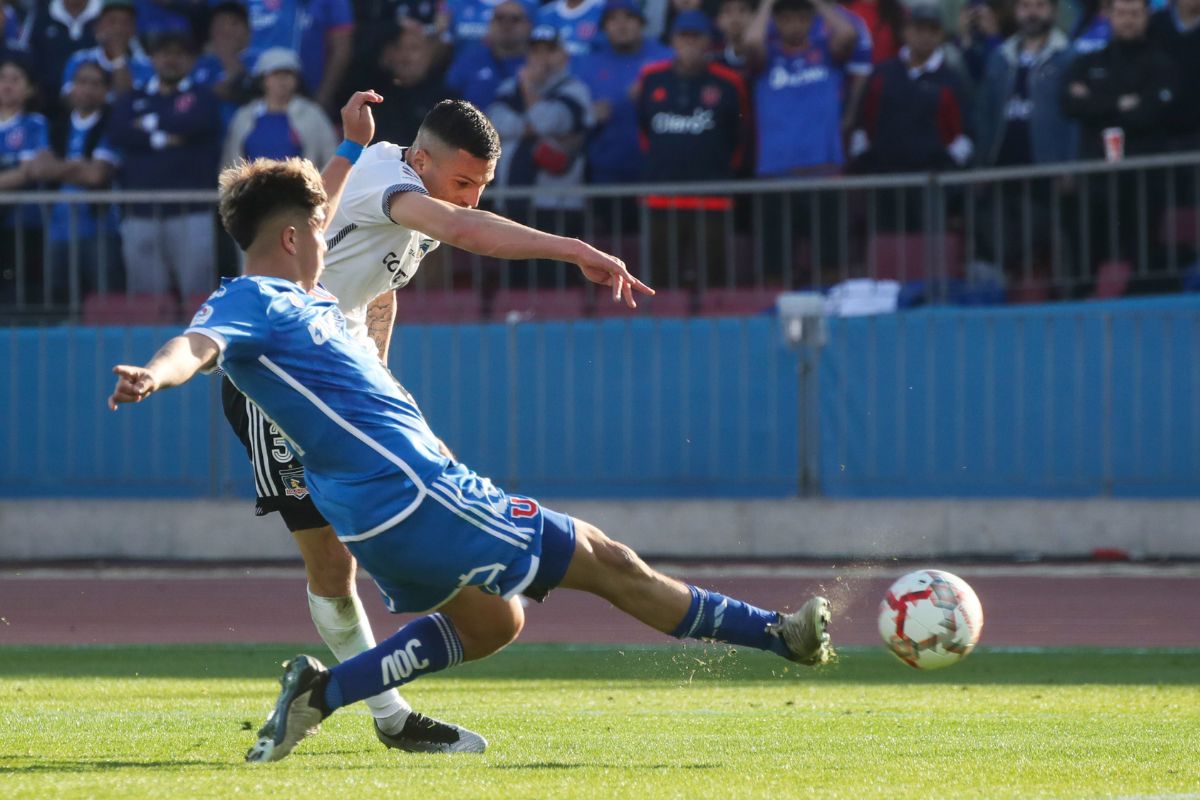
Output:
[218,158,327,251]
[416,99,501,162]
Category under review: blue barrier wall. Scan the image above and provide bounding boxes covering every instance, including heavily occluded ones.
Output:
[3,296,1198,500]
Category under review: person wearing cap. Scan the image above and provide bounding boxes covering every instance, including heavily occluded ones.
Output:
[243,0,355,114]
[221,48,337,167]
[21,0,103,105]
[489,24,593,282]
[536,0,606,57]
[60,0,154,99]
[106,28,222,298]
[635,9,747,290]
[850,4,972,179]
[445,0,532,111]
[577,0,671,185]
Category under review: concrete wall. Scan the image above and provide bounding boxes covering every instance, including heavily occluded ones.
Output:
[2,498,1196,561]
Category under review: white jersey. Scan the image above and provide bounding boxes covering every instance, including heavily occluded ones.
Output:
[321,142,441,346]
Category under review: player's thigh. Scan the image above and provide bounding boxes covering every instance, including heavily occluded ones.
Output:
[292,525,356,597]
[438,589,525,660]
[557,517,658,595]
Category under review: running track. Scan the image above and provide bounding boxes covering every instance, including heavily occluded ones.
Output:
[2,563,1197,648]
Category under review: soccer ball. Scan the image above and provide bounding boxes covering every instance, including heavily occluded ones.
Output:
[878,570,984,670]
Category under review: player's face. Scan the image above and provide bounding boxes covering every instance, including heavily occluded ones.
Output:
[418,146,497,209]
[1110,0,1147,39]
[0,63,32,110]
[294,208,328,282]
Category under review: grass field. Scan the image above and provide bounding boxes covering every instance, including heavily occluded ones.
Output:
[1,643,1197,799]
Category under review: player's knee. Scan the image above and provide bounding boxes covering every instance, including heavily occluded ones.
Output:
[444,594,524,661]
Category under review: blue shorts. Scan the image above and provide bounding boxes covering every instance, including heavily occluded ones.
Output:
[345,465,577,614]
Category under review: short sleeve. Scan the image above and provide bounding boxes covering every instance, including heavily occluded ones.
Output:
[338,154,429,227]
[184,283,270,366]
[18,115,50,161]
[846,14,874,76]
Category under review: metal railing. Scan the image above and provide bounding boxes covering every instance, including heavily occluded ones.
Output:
[2,153,1198,322]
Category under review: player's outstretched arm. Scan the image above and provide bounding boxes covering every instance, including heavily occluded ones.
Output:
[320,90,383,231]
[389,193,654,308]
[106,333,219,410]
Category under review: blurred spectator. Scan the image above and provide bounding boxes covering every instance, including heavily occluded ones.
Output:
[1147,0,1200,153]
[21,0,101,104]
[371,29,448,144]
[489,25,592,281]
[0,55,50,305]
[745,0,857,177]
[536,0,606,57]
[1071,0,1113,52]
[61,0,153,99]
[133,0,207,37]
[222,48,337,166]
[193,1,253,118]
[1062,0,1175,159]
[977,0,1075,166]
[358,0,441,34]
[439,0,510,43]
[107,30,221,297]
[635,10,746,289]
[851,6,972,174]
[579,0,671,185]
[714,0,754,74]
[28,60,122,303]
[445,0,531,111]
[817,3,875,135]
[956,0,1004,84]
[1063,0,1175,287]
[842,0,904,64]
[243,0,355,114]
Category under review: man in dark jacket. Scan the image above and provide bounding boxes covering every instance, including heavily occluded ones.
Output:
[21,0,102,106]
[1062,0,1177,289]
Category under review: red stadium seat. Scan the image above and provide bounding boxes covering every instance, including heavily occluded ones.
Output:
[697,287,782,316]
[1092,261,1132,300]
[491,289,587,322]
[82,293,180,325]
[866,233,964,281]
[393,290,484,324]
[593,288,693,318]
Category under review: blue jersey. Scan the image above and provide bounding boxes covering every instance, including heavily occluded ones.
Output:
[1072,16,1112,55]
[444,0,509,42]
[49,111,121,243]
[536,0,605,58]
[0,111,49,227]
[61,46,156,97]
[754,40,844,176]
[245,0,355,92]
[187,276,449,538]
[445,41,523,111]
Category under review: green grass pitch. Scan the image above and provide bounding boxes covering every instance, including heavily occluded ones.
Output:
[1,643,1197,799]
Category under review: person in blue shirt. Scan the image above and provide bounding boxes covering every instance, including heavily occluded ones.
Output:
[244,0,355,113]
[536,0,606,56]
[29,60,124,306]
[107,139,831,764]
[0,55,50,306]
[61,0,155,99]
[133,0,207,36]
[577,0,672,185]
[439,0,510,43]
[445,0,532,110]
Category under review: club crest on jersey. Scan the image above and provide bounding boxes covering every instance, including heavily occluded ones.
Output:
[190,303,213,326]
[280,467,309,498]
[701,85,722,108]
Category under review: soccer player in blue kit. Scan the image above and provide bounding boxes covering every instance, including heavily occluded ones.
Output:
[108,151,834,766]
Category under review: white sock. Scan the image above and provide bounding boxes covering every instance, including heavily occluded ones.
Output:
[307,587,412,731]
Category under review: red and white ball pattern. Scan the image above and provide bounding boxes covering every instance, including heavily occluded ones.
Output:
[878,570,984,670]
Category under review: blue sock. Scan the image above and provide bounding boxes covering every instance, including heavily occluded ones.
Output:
[669,585,791,658]
[323,613,464,711]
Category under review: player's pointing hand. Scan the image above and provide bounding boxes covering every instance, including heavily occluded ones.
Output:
[341,90,384,147]
[573,242,654,309]
[107,365,159,411]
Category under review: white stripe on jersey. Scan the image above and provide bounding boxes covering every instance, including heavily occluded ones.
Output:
[430,476,533,542]
[257,355,428,540]
[425,487,530,550]
[501,554,542,601]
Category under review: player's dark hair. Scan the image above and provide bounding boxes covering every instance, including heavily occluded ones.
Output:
[417,99,501,161]
[218,158,327,252]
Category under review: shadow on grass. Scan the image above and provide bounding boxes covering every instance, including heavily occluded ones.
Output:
[0,757,231,773]
[0,644,1197,685]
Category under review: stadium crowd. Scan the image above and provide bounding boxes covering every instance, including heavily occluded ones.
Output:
[0,0,1197,307]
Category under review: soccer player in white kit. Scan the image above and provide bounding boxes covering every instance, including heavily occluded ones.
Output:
[219,96,658,754]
